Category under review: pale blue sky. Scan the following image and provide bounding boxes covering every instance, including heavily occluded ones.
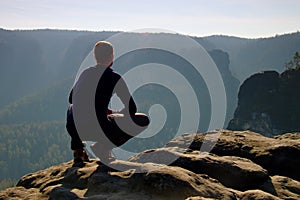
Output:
[1,0,299,38]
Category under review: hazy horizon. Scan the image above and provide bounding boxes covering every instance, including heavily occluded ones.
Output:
[1,27,299,40]
[1,0,299,39]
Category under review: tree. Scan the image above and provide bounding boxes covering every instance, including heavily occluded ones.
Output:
[285,52,300,70]
[293,52,300,68]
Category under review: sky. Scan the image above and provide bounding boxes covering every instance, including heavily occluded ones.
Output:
[1,0,300,38]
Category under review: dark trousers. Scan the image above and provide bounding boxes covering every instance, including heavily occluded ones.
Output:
[66,105,149,150]
[66,105,85,150]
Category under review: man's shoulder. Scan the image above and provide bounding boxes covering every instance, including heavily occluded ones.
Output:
[78,66,95,75]
[107,67,121,78]
[81,66,106,76]
[84,65,98,73]
[80,66,121,80]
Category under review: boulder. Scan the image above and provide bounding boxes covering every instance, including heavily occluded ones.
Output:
[273,132,300,140]
[0,130,299,200]
[129,147,269,190]
[13,159,236,200]
[167,130,300,181]
[0,187,46,200]
[228,68,300,136]
[237,190,281,200]
[260,175,300,199]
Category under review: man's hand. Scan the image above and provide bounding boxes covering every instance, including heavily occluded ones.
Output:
[107,109,113,115]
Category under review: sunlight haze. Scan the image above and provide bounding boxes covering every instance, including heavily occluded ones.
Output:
[1,0,300,38]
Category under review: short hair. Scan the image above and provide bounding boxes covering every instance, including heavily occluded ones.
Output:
[94,41,114,66]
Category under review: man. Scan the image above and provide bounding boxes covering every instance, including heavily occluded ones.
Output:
[66,41,149,164]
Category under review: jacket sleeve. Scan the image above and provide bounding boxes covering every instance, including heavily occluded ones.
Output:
[68,89,73,104]
[115,76,137,115]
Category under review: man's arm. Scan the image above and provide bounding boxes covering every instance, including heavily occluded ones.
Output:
[68,89,73,104]
[115,76,137,116]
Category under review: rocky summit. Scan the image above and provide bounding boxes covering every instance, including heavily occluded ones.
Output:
[228,67,300,136]
[0,130,300,200]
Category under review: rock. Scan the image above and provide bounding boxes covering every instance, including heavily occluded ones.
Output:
[13,159,237,200]
[0,187,47,200]
[190,189,285,200]
[228,68,300,136]
[167,130,300,182]
[1,130,300,199]
[49,186,80,200]
[273,132,300,140]
[208,49,240,126]
[129,147,269,191]
[237,190,281,200]
[260,175,300,199]
[185,197,216,200]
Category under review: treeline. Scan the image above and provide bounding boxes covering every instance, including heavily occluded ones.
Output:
[0,78,72,125]
[0,121,71,181]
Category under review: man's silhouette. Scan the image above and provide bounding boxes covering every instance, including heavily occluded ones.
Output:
[66,41,149,164]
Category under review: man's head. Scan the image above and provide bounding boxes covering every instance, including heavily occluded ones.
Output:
[94,41,114,67]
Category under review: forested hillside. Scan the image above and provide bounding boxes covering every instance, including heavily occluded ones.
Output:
[0,29,299,188]
[1,29,299,109]
[0,29,113,108]
[204,32,300,81]
[0,78,72,125]
[0,121,70,180]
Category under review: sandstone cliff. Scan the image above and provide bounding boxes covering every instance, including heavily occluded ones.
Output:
[0,130,299,200]
[228,67,300,136]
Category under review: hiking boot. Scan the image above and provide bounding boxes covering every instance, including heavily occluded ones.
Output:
[90,143,115,164]
[73,149,89,164]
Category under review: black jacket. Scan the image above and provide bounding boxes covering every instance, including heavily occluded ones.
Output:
[69,66,137,122]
